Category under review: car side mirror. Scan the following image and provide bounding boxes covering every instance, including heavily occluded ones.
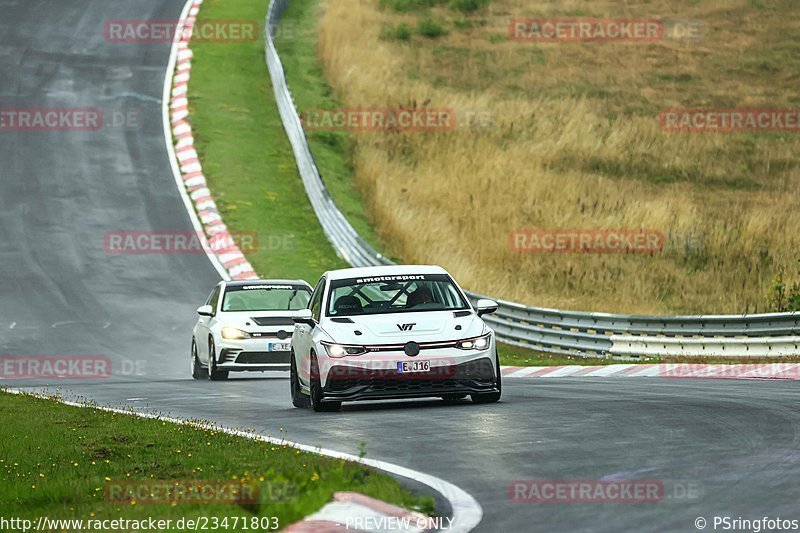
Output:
[475,299,498,317]
[197,305,213,317]
[293,309,316,327]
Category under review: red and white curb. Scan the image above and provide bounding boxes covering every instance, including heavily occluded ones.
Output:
[165,0,258,281]
[285,492,438,532]
[502,363,800,381]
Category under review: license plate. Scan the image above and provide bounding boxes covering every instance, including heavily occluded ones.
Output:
[397,360,431,373]
[268,343,290,352]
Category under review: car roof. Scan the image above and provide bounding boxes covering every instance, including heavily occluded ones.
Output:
[224,279,311,289]
[324,265,449,281]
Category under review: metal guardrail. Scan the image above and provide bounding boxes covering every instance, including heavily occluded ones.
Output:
[263,0,800,358]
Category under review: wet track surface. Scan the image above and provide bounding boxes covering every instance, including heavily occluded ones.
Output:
[1,1,799,532]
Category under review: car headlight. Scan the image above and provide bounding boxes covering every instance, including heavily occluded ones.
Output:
[455,333,492,350]
[221,326,251,340]
[321,341,368,358]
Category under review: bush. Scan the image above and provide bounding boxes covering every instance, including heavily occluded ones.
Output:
[766,265,800,312]
[416,18,448,38]
[380,23,413,41]
[450,0,491,13]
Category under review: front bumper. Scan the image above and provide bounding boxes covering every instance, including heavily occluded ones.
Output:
[216,338,291,371]
[322,357,498,401]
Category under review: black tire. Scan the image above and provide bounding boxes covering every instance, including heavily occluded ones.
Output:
[310,354,340,412]
[290,351,310,408]
[191,340,207,380]
[471,351,502,404]
[207,338,229,381]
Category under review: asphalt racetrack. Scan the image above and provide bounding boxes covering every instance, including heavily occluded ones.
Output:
[1,1,798,531]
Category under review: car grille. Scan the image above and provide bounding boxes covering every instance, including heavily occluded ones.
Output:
[325,358,495,393]
[236,352,290,364]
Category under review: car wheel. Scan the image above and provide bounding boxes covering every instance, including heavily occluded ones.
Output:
[290,350,310,408]
[207,338,229,381]
[310,353,340,412]
[191,340,207,380]
[471,350,502,404]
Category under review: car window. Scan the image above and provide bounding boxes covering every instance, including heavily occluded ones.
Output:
[208,285,221,316]
[309,278,325,321]
[326,274,468,317]
[222,285,311,312]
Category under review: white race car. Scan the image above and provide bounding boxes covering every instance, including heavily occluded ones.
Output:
[192,279,313,380]
[290,265,501,411]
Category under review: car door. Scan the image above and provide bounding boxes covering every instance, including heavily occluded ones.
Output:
[196,283,222,362]
[296,277,325,384]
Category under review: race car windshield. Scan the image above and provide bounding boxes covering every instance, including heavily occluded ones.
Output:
[222,285,311,312]
[326,274,469,317]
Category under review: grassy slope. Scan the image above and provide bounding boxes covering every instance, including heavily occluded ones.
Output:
[315,0,800,315]
[0,392,432,525]
[189,0,346,283]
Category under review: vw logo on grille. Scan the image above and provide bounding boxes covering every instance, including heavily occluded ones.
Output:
[404,341,420,357]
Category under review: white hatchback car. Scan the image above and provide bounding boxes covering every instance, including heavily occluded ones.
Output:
[192,279,312,380]
[290,265,501,411]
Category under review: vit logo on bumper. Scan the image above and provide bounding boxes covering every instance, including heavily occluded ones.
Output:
[397,323,416,331]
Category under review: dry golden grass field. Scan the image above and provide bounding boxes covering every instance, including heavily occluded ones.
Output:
[312,0,800,314]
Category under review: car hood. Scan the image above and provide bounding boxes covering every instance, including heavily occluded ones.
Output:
[321,310,486,345]
[219,310,307,329]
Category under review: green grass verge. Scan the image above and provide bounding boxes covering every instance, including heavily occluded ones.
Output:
[0,392,433,526]
[190,0,385,285]
[189,0,346,283]
[498,344,626,367]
